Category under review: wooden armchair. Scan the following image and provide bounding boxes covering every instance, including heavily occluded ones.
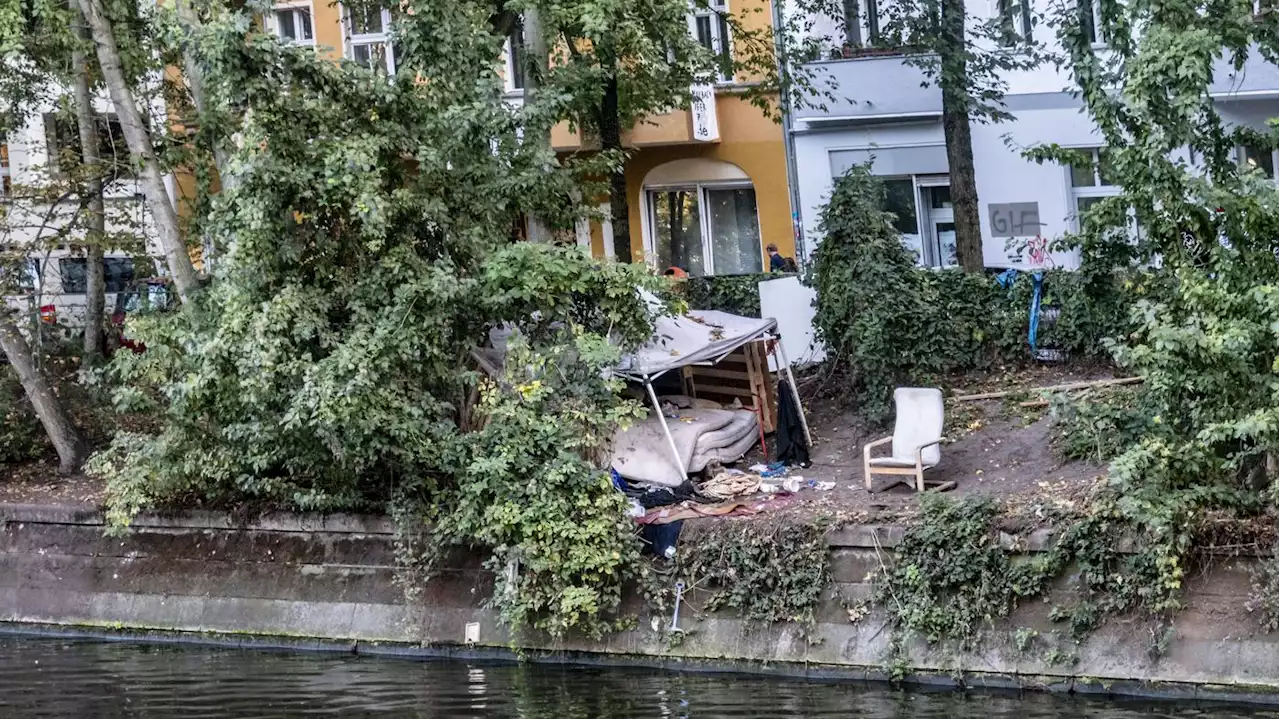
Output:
[863,387,951,493]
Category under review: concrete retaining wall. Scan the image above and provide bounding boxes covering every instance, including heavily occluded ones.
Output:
[1,503,1275,703]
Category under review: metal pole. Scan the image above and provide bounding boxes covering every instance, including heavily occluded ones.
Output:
[773,337,812,448]
[644,378,687,481]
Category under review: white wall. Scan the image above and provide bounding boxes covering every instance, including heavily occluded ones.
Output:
[2,84,166,325]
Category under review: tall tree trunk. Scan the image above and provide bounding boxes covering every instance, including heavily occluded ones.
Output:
[70,1,106,361]
[939,0,984,273]
[599,67,630,262]
[175,0,229,178]
[76,0,201,303]
[0,320,90,474]
[175,0,231,272]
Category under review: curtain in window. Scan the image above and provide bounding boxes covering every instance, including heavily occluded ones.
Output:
[705,188,762,275]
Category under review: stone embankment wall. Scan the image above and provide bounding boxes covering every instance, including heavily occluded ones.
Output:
[1,503,1275,703]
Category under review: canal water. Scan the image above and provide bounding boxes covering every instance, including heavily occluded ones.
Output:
[0,637,1270,718]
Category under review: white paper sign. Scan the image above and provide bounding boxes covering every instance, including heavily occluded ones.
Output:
[690,84,720,142]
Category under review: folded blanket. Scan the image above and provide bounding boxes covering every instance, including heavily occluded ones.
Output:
[611,409,740,487]
[692,411,758,453]
[689,425,760,472]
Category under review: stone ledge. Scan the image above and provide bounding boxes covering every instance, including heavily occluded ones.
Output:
[0,503,395,536]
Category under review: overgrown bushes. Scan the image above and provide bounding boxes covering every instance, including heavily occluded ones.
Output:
[806,166,1146,420]
[0,368,49,463]
[683,273,772,317]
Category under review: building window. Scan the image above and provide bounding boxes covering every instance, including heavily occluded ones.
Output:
[346,5,395,74]
[0,140,9,197]
[270,4,315,46]
[59,257,135,295]
[997,0,1033,45]
[44,113,132,184]
[1066,147,1138,234]
[648,184,763,276]
[841,0,862,49]
[865,0,881,45]
[3,258,41,292]
[1079,0,1103,45]
[1238,143,1277,179]
[506,16,526,91]
[881,177,955,268]
[693,0,732,83]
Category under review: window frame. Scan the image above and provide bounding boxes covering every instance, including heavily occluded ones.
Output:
[505,16,526,93]
[57,256,135,295]
[343,4,396,74]
[1064,146,1139,235]
[1237,143,1277,180]
[644,180,764,276]
[0,139,9,199]
[268,1,316,46]
[692,0,733,84]
[43,112,134,186]
[1080,0,1105,46]
[996,0,1034,45]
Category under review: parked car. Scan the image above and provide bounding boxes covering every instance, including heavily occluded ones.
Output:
[108,278,174,356]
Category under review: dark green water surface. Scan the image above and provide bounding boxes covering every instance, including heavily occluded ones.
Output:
[0,637,1271,717]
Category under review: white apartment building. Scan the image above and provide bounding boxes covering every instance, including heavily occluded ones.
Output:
[1,96,162,326]
[789,0,1279,270]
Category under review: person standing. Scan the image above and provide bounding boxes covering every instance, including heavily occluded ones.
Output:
[766,243,786,272]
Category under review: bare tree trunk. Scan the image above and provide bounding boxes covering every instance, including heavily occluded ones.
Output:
[599,65,630,262]
[70,1,106,360]
[0,320,90,474]
[76,0,201,302]
[939,0,984,273]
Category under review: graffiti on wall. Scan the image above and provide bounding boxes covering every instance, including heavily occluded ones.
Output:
[988,202,1053,267]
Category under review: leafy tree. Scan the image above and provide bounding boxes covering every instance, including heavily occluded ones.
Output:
[89,7,664,636]
[1028,0,1277,600]
[864,0,1047,272]
[75,0,202,301]
[508,0,842,261]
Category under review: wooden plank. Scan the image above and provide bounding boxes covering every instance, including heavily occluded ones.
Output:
[952,377,1143,402]
[688,367,753,381]
[692,383,758,398]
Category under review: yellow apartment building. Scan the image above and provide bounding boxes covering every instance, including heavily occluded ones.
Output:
[256,0,795,276]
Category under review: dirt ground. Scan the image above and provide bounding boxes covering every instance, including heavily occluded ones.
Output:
[0,461,103,505]
[0,364,1119,520]
[723,363,1120,525]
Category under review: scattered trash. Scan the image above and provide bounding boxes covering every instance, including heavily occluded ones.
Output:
[701,471,762,500]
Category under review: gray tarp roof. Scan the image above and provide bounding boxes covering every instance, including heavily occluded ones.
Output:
[614,308,777,381]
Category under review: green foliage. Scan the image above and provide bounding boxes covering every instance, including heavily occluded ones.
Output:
[1245,541,1279,632]
[878,494,1193,658]
[684,274,770,318]
[652,517,831,627]
[807,166,1144,420]
[0,368,49,462]
[398,333,646,640]
[1049,386,1158,464]
[876,496,1057,650]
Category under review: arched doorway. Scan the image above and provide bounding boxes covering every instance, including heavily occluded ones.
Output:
[640,158,763,276]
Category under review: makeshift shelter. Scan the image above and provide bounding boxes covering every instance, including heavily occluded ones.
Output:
[613,307,812,486]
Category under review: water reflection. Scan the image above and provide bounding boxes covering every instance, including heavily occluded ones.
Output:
[0,637,1269,718]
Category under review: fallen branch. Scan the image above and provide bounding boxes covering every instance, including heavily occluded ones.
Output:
[953,376,1143,402]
